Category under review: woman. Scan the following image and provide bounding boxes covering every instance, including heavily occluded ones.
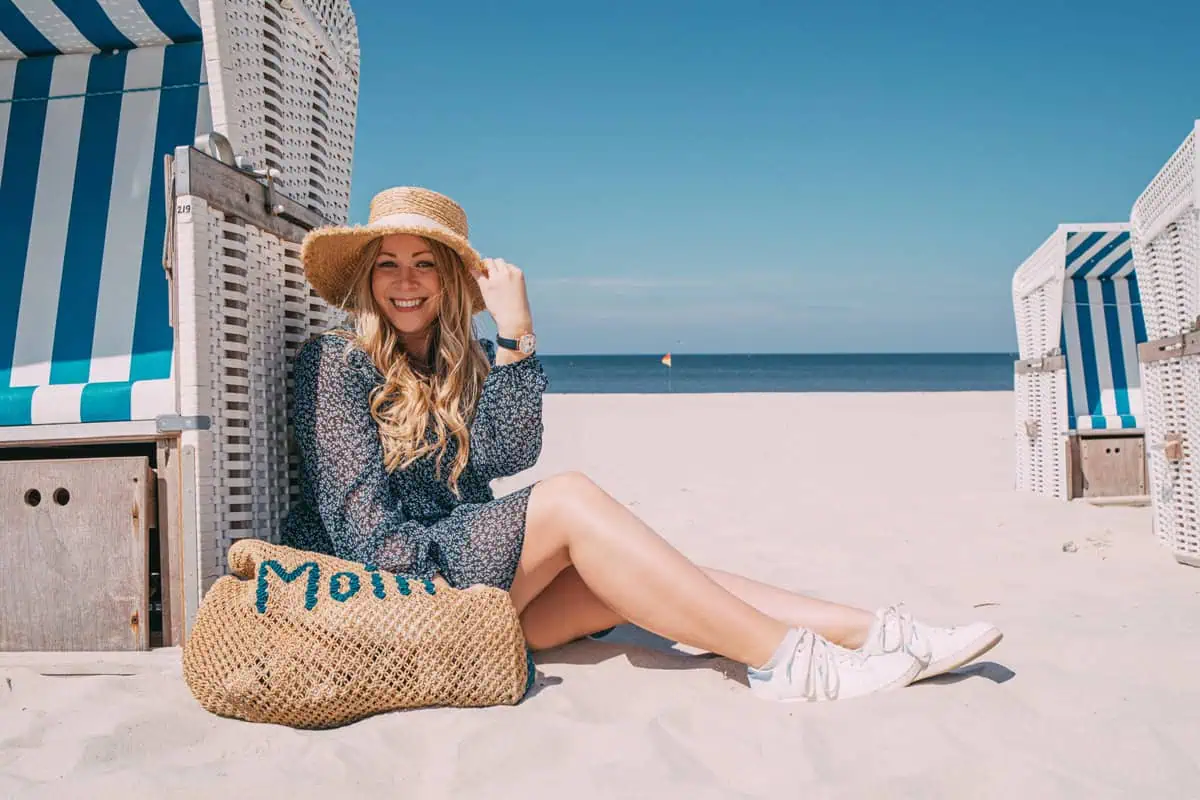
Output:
[281,186,1002,703]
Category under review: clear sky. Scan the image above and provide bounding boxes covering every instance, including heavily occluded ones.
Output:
[345,0,1200,355]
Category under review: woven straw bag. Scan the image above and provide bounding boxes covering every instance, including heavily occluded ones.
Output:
[182,539,534,729]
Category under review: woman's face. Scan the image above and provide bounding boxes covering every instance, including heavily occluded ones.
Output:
[371,233,442,338]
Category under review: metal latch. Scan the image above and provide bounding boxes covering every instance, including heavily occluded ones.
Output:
[156,415,212,432]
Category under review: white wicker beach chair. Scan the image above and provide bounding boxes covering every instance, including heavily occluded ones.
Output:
[201,0,358,222]
[1130,121,1200,567]
[0,0,357,650]
[1012,224,1148,502]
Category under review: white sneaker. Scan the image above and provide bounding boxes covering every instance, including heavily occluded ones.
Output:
[747,627,921,702]
[864,603,1002,682]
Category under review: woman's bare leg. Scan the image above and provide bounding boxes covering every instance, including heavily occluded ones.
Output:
[519,565,874,652]
[519,567,621,650]
[704,567,875,648]
[510,472,788,668]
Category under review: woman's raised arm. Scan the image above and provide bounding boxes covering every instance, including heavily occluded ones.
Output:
[468,338,549,481]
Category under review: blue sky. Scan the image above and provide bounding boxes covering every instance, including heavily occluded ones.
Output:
[346,0,1200,355]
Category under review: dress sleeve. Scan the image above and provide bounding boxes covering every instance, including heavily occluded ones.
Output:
[290,334,431,575]
[468,338,550,482]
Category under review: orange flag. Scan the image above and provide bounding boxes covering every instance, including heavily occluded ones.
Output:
[661,353,672,367]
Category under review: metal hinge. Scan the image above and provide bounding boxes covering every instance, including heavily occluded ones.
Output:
[156,415,212,432]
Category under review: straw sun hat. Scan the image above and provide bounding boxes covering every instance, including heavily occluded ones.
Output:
[301,186,486,314]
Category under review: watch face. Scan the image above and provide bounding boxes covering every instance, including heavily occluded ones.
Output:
[519,333,537,354]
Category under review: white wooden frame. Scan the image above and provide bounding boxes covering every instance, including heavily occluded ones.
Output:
[169,145,340,633]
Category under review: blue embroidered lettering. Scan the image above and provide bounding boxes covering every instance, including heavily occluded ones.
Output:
[330,571,361,602]
[256,560,320,613]
[366,566,387,599]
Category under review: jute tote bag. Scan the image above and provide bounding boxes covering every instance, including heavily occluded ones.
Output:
[183,539,534,729]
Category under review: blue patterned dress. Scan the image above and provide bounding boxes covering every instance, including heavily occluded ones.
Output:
[279,331,549,591]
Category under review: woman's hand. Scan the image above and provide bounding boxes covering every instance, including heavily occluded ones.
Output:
[475,258,533,338]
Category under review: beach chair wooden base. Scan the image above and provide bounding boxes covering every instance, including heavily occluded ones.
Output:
[1066,430,1149,503]
[1,434,189,651]
[0,0,360,647]
[0,457,155,651]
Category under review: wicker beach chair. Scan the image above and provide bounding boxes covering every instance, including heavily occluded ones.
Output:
[0,0,358,651]
[1130,121,1200,567]
[1012,224,1149,503]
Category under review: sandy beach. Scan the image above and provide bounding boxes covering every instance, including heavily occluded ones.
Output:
[2,391,1198,798]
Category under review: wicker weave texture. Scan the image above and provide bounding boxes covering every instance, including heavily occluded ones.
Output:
[1011,229,1072,499]
[1133,211,1200,340]
[173,198,338,590]
[1012,231,1065,360]
[1014,368,1068,499]
[1014,370,1034,492]
[1180,356,1200,560]
[182,539,531,729]
[1130,122,1200,564]
[1131,126,1200,338]
[201,0,358,223]
[1042,369,1069,499]
[1140,355,1200,563]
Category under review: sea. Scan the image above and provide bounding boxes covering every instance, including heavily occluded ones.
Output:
[537,353,1017,394]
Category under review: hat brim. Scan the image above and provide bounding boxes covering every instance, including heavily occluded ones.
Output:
[301,212,486,313]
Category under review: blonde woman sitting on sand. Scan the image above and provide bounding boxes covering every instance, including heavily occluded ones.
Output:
[280,186,1002,702]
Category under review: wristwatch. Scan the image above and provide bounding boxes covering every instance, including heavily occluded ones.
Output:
[496,332,537,355]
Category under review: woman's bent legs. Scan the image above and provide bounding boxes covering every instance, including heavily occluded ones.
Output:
[510,471,789,669]
[509,471,995,700]
[519,564,876,652]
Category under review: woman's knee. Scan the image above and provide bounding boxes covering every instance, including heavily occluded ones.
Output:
[528,470,609,524]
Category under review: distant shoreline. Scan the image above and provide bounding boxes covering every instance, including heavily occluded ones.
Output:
[537,352,1017,393]
[537,352,1019,358]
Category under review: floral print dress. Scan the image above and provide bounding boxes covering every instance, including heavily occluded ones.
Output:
[280,331,549,591]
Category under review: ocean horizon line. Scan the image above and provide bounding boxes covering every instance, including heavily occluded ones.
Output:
[536,351,1020,358]
[533,352,1018,393]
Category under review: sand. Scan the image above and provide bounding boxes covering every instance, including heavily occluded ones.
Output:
[2,392,1199,798]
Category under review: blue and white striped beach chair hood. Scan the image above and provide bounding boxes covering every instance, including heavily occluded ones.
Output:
[1059,229,1147,431]
[0,0,207,427]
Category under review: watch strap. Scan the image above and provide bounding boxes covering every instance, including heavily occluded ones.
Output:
[495,334,520,350]
[495,332,536,355]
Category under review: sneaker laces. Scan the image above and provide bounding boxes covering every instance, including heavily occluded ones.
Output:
[874,603,932,666]
[785,629,865,701]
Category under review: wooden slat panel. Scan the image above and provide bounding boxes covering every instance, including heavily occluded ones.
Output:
[1139,334,1186,364]
[0,457,151,651]
[1079,436,1148,499]
[156,438,185,648]
[1014,355,1066,374]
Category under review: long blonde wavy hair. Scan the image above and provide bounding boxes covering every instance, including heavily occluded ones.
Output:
[336,236,491,495]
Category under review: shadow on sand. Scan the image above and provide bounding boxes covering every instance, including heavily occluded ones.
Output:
[528,623,1015,694]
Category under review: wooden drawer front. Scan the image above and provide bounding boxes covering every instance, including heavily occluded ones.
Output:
[0,457,151,651]
[1078,436,1146,498]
